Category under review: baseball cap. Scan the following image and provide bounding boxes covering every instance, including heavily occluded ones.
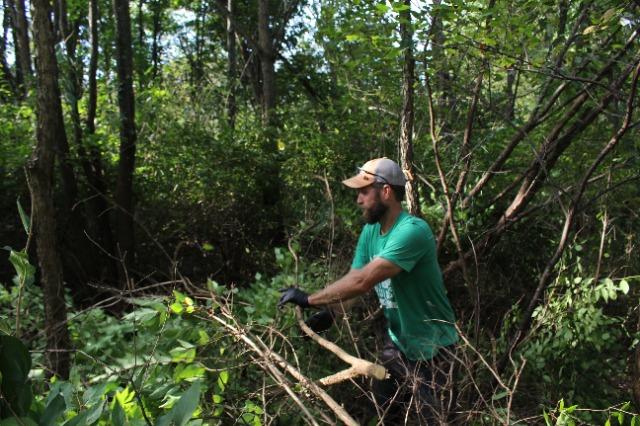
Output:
[342,157,407,189]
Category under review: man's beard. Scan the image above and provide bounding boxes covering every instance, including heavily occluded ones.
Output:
[363,196,388,224]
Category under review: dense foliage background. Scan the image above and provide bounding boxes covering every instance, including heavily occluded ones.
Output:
[1,0,639,424]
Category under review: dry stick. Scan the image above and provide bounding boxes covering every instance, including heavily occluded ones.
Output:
[207,309,348,426]
[506,356,527,424]
[214,312,320,425]
[295,308,387,382]
[594,170,611,283]
[499,60,640,373]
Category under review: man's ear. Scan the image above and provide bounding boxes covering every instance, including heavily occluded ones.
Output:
[382,184,392,200]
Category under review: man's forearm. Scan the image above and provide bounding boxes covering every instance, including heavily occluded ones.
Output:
[307,269,369,306]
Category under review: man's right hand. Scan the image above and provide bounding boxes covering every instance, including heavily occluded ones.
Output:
[305,309,335,334]
[278,287,310,309]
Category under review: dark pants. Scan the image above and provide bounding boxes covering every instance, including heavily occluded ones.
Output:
[372,338,455,425]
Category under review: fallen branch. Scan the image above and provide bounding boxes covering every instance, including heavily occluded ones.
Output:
[205,302,380,425]
[295,307,387,382]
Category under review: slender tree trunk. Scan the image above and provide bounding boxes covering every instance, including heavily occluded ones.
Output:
[86,0,118,283]
[258,0,276,128]
[0,2,17,97]
[239,38,262,107]
[398,0,419,216]
[113,0,138,274]
[504,68,517,121]
[257,0,283,242]
[150,0,162,79]
[137,0,147,86]
[58,0,83,160]
[30,0,71,380]
[87,0,100,137]
[7,0,31,95]
[226,0,237,129]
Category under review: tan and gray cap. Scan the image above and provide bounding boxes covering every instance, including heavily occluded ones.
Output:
[342,157,406,189]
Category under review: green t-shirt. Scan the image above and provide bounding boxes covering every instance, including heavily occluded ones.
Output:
[352,211,458,360]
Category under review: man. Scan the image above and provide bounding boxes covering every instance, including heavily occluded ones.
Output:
[278,157,458,422]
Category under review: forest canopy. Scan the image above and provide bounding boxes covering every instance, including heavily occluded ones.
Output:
[0,0,639,424]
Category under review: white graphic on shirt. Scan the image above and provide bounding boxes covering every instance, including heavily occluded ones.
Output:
[375,278,397,309]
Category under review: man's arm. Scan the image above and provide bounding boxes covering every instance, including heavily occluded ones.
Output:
[307,257,402,306]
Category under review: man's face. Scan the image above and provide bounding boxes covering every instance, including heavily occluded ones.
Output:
[357,185,388,224]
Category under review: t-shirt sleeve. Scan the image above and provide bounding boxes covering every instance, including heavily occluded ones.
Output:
[351,228,369,270]
[378,222,433,272]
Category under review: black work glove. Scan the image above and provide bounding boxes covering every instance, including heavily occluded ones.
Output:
[305,309,335,334]
[277,287,310,309]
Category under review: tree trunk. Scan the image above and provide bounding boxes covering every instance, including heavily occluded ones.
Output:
[0,1,17,98]
[113,0,138,275]
[86,0,118,283]
[136,0,147,86]
[7,0,31,95]
[30,0,71,380]
[150,0,162,79]
[258,0,276,128]
[257,0,283,243]
[398,0,419,216]
[226,0,237,129]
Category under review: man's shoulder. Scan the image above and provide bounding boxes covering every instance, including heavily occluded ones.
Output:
[396,213,433,236]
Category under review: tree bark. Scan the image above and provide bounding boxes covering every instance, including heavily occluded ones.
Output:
[30,0,71,379]
[136,0,147,86]
[150,0,163,79]
[258,0,276,128]
[0,1,17,98]
[113,0,138,274]
[398,0,419,215]
[8,0,31,95]
[257,0,283,243]
[86,0,118,283]
[226,0,237,129]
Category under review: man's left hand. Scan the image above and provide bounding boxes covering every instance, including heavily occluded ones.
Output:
[278,287,310,309]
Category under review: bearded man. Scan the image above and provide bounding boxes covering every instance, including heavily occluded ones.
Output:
[278,157,458,423]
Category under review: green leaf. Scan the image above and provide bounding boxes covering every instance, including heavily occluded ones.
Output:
[170,302,184,314]
[620,279,629,294]
[40,394,66,426]
[375,3,389,13]
[601,8,617,22]
[16,198,30,234]
[170,346,196,363]
[392,3,410,12]
[85,400,106,425]
[8,250,35,287]
[491,390,508,400]
[0,335,33,416]
[173,363,206,382]
[111,400,126,426]
[583,25,598,35]
[0,418,38,426]
[83,382,113,405]
[155,381,201,426]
